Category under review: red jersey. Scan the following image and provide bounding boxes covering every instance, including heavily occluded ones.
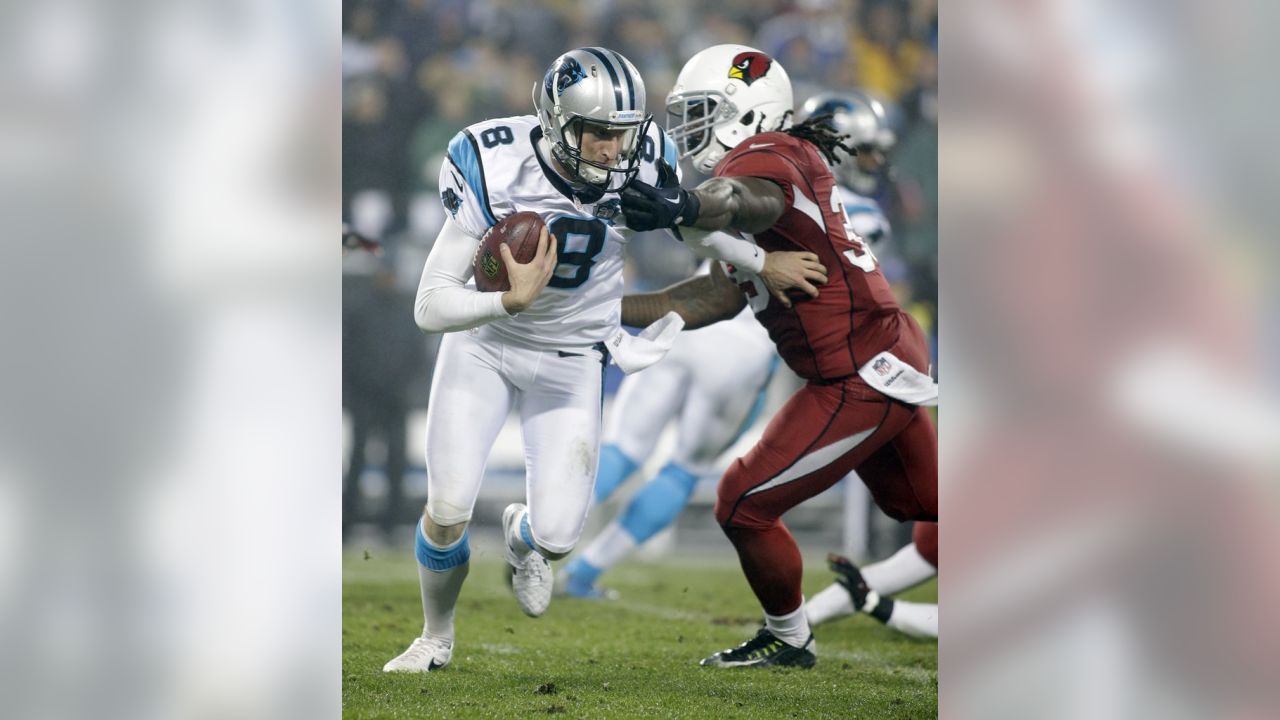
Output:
[717,132,920,382]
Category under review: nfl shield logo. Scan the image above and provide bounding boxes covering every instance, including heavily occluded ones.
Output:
[480,249,501,278]
[594,199,621,224]
[873,358,892,377]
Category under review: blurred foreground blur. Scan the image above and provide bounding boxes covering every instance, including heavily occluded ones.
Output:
[943,1,1280,717]
[0,1,339,718]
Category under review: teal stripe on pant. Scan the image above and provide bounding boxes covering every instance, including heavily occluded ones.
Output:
[619,462,700,543]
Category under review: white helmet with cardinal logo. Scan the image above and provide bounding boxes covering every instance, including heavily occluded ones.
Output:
[665,44,794,174]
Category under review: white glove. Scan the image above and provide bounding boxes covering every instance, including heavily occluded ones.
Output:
[605,311,685,374]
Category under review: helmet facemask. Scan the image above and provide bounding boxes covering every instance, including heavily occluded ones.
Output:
[551,114,651,194]
[800,92,896,194]
[666,91,738,174]
[840,141,891,195]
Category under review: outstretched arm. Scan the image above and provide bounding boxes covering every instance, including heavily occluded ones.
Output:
[687,176,788,234]
[621,160,787,236]
[622,162,826,307]
[622,261,747,330]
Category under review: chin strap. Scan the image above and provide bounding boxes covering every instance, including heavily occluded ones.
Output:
[697,140,732,175]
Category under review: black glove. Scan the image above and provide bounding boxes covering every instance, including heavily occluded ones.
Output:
[620,159,701,231]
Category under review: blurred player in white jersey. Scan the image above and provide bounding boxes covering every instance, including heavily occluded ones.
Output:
[383,47,827,673]
[560,261,780,599]
[796,91,896,248]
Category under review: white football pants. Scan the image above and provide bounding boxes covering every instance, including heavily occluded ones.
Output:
[604,310,777,475]
[424,328,606,554]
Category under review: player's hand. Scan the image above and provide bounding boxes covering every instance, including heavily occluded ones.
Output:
[760,251,827,308]
[500,225,557,314]
[620,159,701,231]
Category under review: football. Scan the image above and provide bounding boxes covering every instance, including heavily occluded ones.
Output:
[472,211,547,292]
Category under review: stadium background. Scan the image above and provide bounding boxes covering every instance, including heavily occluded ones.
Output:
[341,0,938,564]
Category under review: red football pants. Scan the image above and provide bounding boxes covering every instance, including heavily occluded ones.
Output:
[913,521,939,567]
[715,377,937,615]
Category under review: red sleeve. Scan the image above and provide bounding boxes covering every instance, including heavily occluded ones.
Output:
[715,135,811,212]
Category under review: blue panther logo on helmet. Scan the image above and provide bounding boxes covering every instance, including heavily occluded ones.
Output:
[544,56,588,101]
[810,98,856,125]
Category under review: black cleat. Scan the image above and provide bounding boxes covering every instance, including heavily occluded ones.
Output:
[699,628,816,668]
[828,552,871,611]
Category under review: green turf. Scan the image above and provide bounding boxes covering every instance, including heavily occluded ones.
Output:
[344,548,937,719]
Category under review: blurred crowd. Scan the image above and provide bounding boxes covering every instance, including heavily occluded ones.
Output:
[342,0,939,534]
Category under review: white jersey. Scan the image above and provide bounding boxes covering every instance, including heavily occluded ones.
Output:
[438,114,680,350]
[837,185,891,246]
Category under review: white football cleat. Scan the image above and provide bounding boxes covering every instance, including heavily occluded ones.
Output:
[382,635,452,673]
[502,503,554,617]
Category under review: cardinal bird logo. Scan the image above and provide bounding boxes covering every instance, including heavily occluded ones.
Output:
[728,51,772,86]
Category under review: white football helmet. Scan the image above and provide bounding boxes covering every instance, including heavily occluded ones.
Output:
[532,47,650,194]
[666,45,794,174]
[797,91,896,194]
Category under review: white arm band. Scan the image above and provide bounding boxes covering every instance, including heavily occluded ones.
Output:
[414,218,513,333]
[677,227,766,274]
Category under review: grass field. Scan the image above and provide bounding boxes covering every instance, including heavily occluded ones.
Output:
[344,543,937,719]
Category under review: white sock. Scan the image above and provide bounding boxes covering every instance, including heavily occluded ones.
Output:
[505,508,533,563]
[418,561,468,642]
[415,524,470,642]
[861,543,937,595]
[885,600,938,639]
[765,601,813,649]
[805,582,856,626]
[580,521,638,571]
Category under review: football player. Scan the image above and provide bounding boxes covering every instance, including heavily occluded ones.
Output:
[383,47,827,673]
[561,90,904,602]
[792,91,940,639]
[559,260,780,600]
[620,45,938,668]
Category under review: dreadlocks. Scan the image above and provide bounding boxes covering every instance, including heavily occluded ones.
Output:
[783,112,855,166]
